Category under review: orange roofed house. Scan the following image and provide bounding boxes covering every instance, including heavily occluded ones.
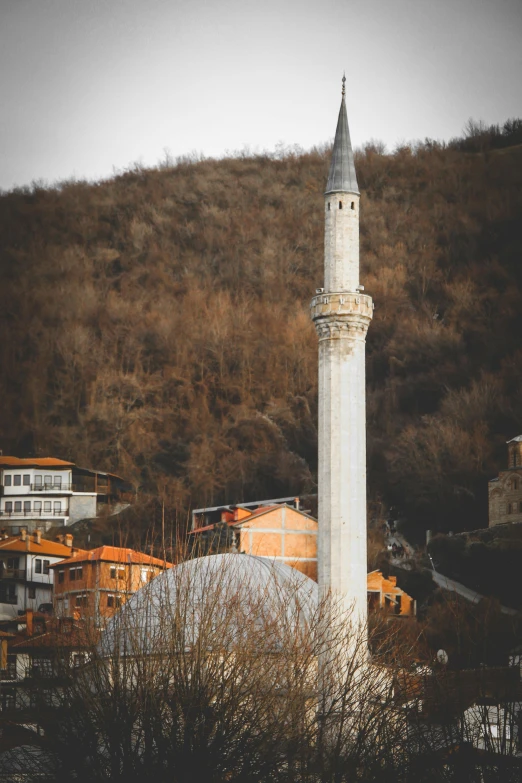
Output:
[190,498,416,616]
[0,530,87,621]
[0,456,133,534]
[51,546,172,621]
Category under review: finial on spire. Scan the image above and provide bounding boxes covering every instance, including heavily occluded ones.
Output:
[342,73,346,98]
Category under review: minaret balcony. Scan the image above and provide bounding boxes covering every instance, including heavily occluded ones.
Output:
[310,291,373,322]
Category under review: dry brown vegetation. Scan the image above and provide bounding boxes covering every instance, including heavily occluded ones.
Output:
[1,124,522,542]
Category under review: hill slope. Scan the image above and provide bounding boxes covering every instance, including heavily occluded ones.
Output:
[1,132,522,540]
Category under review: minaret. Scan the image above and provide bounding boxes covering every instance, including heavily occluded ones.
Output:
[311,78,373,628]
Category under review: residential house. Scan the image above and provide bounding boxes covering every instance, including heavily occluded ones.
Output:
[0,456,133,532]
[51,546,172,622]
[0,611,91,739]
[0,531,86,621]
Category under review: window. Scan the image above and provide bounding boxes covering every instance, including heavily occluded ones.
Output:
[14,502,21,513]
[512,478,519,491]
[5,502,12,513]
[75,593,88,608]
[110,566,125,580]
[53,501,61,515]
[23,501,31,513]
[34,475,42,488]
[69,566,83,581]
[23,475,30,486]
[351,201,355,209]
[28,587,36,599]
[73,653,87,668]
[13,475,21,487]
[107,594,122,608]
[44,475,52,489]
[43,560,50,575]
[4,475,12,487]
[338,201,343,209]
[34,501,42,513]
[35,559,42,574]
[53,476,62,489]
[69,568,76,581]
[44,501,51,513]
[327,202,330,211]
[7,558,19,570]
[58,570,64,584]
[0,584,17,604]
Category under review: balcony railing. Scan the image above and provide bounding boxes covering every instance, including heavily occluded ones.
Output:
[0,568,26,580]
[29,482,73,492]
[0,510,67,518]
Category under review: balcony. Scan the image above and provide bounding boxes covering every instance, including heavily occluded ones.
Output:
[29,482,73,493]
[0,568,26,580]
[0,510,67,518]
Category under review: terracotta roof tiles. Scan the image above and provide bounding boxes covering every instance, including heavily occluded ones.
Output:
[50,545,171,569]
[0,456,75,467]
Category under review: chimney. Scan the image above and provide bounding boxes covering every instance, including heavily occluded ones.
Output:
[26,609,33,636]
[35,529,42,544]
[65,533,73,548]
[20,528,27,542]
[294,497,300,510]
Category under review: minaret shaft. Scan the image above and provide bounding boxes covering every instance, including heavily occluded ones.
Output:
[311,86,372,629]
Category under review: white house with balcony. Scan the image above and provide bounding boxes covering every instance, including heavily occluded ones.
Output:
[0,530,86,620]
[0,457,132,533]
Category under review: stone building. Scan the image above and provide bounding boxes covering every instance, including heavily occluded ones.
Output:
[488,435,522,527]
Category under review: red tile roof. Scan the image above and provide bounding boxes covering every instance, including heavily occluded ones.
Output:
[190,505,300,534]
[0,535,86,558]
[50,545,171,569]
[0,456,74,467]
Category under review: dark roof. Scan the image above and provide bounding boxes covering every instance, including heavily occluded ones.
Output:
[325,89,359,196]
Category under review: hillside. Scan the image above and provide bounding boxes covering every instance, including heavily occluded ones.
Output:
[1,123,522,543]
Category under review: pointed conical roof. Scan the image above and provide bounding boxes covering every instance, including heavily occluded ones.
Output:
[325,80,359,196]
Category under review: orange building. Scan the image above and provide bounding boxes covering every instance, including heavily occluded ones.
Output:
[50,546,172,621]
[191,503,318,580]
[190,499,416,615]
[367,570,415,617]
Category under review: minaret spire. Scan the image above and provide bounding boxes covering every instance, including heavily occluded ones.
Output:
[311,82,373,630]
[325,76,359,196]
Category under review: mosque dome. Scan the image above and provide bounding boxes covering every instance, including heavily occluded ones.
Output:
[100,553,318,658]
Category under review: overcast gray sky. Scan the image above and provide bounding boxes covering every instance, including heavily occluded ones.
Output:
[0,0,521,191]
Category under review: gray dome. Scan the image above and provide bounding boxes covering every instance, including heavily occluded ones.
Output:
[101,554,318,657]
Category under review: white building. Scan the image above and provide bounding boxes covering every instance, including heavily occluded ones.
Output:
[0,457,131,532]
[0,530,86,620]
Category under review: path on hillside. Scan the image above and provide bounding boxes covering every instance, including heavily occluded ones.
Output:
[384,525,520,617]
[430,569,519,617]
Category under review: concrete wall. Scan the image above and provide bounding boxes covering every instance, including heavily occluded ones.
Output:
[69,494,97,523]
